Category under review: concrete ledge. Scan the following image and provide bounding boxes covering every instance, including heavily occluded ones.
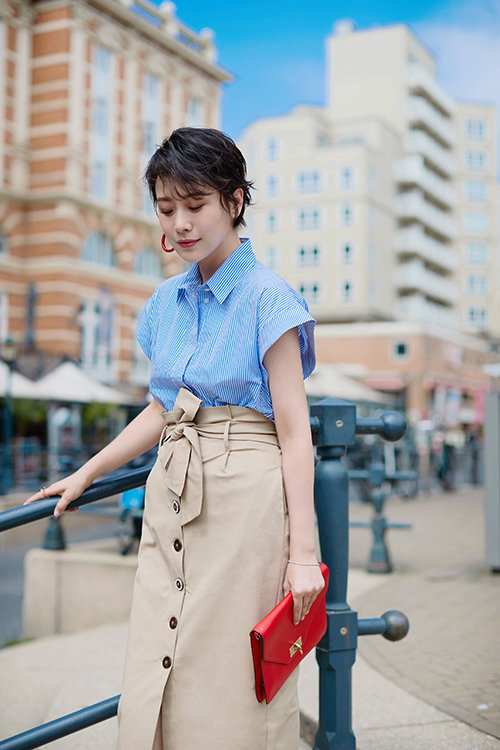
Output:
[23,539,137,637]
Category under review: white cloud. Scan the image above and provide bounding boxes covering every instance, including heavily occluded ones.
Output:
[413,0,500,176]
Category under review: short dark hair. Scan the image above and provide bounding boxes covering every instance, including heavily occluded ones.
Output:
[144,127,253,227]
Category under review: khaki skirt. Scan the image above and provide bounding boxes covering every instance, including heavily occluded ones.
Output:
[117,387,299,750]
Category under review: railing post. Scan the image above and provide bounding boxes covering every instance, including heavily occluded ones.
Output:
[311,398,357,750]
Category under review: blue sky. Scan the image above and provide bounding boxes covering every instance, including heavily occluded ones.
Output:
[162,0,500,143]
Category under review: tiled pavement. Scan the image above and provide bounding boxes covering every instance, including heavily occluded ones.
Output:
[348,486,500,741]
[1,484,499,748]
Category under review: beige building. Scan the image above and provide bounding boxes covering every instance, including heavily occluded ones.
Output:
[0,0,229,392]
[316,321,491,425]
[240,21,500,341]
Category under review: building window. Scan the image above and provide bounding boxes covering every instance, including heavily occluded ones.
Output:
[297,246,321,266]
[368,205,378,228]
[467,275,487,296]
[265,175,279,197]
[339,166,355,190]
[298,207,321,230]
[465,119,486,141]
[464,211,489,236]
[187,97,202,127]
[299,282,321,304]
[267,210,277,233]
[367,168,378,194]
[265,138,279,161]
[316,132,330,148]
[79,287,114,378]
[393,341,408,358]
[340,203,354,226]
[81,232,114,266]
[340,280,353,303]
[142,73,160,214]
[468,307,487,326]
[465,150,486,172]
[297,170,322,194]
[465,180,487,202]
[368,244,377,267]
[91,45,112,200]
[263,247,279,268]
[91,162,107,200]
[466,242,487,264]
[368,280,378,303]
[341,243,353,264]
[134,247,162,277]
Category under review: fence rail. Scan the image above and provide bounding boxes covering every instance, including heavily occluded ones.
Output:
[0,400,410,750]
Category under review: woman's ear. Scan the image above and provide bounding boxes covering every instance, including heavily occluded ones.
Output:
[232,188,244,221]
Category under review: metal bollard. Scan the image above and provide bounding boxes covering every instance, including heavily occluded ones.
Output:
[311,398,409,750]
[349,462,413,574]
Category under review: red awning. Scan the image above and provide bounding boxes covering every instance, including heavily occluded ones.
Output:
[363,376,405,392]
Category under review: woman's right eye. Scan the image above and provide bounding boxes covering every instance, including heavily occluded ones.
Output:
[160,209,173,216]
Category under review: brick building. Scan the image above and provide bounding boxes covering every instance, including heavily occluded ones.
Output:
[0,0,230,392]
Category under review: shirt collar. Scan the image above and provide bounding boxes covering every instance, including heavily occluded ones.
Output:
[177,238,256,304]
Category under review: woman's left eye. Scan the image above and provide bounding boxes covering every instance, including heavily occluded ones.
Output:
[189,205,203,212]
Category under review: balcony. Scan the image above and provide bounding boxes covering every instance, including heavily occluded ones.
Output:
[394,190,457,240]
[407,64,455,117]
[394,225,457,273]
[394,259,458,305]
[393,156,456,209]
[395,293,458,329]
[405,130,456,178]
[407,96,455,146]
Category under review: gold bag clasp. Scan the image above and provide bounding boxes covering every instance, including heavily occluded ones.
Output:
[289,636,303,658]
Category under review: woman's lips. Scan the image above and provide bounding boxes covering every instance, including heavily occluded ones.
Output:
[177,239,200,248]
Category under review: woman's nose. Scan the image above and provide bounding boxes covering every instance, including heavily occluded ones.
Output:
[175,211,192,232]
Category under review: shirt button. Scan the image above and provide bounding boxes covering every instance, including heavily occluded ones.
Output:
[172,501,180,514]
[204,297,209,303]
[169,617,178,629]
[173,539,182,552]
[162,656,172,669]
[175,578,184,591]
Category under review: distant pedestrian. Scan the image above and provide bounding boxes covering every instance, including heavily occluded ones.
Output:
[24,128,323,749]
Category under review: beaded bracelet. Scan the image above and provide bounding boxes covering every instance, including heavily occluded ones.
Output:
[287,559,320,566]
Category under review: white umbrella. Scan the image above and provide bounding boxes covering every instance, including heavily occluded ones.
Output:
[305,363,392,404]
[34,361,140,405]
[0,361,40,399]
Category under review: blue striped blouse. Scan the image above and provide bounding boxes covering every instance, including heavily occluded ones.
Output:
[136,238,316,420]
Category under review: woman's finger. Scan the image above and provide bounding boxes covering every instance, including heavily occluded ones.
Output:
[293,595,304,625]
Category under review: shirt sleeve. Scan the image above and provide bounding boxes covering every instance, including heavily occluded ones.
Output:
[136,290,156,361]
[257,282,316,379]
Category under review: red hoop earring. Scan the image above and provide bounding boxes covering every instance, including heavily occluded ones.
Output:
[161,234,174,253]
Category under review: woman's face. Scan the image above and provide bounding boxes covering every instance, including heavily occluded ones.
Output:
[155,179,243,272]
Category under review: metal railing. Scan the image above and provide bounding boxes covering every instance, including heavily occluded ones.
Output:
[0,398,410,750]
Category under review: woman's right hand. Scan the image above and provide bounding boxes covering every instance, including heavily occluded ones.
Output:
[23,469,94,518]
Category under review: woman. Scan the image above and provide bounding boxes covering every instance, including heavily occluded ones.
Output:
[25,128,324,749]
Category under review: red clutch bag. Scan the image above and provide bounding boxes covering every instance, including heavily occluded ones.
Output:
[250,562,329,704]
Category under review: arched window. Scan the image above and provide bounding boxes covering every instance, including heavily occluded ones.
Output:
[134,247,162,278]
[81,232,114,266]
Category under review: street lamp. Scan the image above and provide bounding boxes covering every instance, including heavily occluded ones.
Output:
[1,337,16,494]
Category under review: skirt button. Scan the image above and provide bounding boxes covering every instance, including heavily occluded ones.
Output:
[175,578,184,591]
[169,617,178,629]
[162,656,172,669]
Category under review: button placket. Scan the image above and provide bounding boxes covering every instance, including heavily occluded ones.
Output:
[162,522,186,678]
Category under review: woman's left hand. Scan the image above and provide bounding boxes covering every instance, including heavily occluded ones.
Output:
[283,562,325,626]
